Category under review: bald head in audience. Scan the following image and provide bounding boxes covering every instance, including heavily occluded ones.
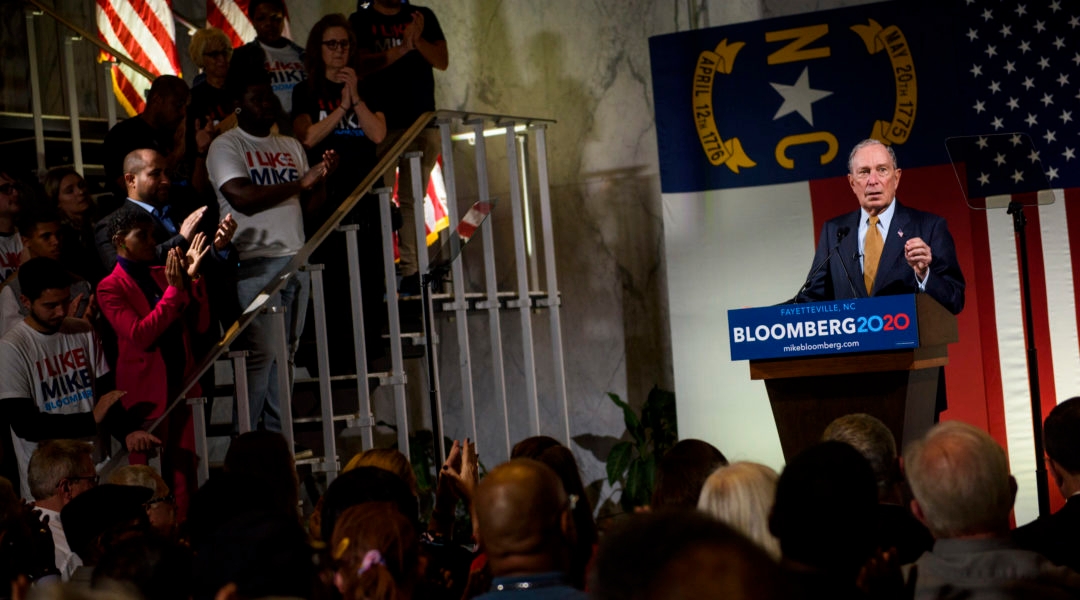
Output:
[472,459,574,577]
[904,420,1015,538]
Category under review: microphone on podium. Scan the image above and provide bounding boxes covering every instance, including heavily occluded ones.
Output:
[787,226,851,304]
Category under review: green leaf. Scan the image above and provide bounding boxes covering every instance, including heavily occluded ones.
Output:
[642,386,679,454]
[608,392,645,446]
[626,458,654,508]
[606,441,633,485]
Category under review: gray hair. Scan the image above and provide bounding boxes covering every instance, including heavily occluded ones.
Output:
[848,139,899,174]
[697,461,781,560]
[823,413,898,489]
[27,440,94,501]
[904,421,1013,538]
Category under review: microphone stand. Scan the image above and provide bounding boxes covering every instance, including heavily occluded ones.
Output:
[791,228,852,303]
[421,262,453,469]
[1010,200,1050,518]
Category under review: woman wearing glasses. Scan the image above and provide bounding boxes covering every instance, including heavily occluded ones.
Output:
[291,14,387,372]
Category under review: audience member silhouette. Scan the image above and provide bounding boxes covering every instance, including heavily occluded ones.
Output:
[823,413,933,563]
[331,502,421,600]
[905,421,1080,598]
[591,510,796,600]
[1015,396,1080,571]
[470,459,586,599]
[769,441,878,599]
[651,438,727,511]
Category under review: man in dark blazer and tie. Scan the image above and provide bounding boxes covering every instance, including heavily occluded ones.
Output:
[1013,396,1080,571]
[95,148,207,270]
[797,139,965,315]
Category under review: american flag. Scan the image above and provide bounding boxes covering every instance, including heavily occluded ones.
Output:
[957,0,1080,189]
[96,0,182,116]
[391,157,451,261]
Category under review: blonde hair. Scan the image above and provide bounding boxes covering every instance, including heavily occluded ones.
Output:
[697,461,781,559]
[343,449,418,496]
[109,464,166,494]
[188,27,233,69]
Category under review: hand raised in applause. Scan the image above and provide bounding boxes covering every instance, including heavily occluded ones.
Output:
[214,213,237,251]
[165,247,186,290]
[185,232,210,278]
[179,206,208,242]
[194,117,218,155]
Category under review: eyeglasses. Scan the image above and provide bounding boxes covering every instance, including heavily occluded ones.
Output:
[203,50,229,59]
[0,183,17,195]
[62,474,99,487]
[322,39,350,51]
[145,494,175,508]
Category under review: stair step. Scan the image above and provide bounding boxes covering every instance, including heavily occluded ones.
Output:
[294,371,390,385]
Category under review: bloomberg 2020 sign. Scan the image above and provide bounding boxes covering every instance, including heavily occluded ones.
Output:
[728,295,919,361]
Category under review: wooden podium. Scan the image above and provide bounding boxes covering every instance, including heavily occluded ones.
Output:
[750,295,958,461]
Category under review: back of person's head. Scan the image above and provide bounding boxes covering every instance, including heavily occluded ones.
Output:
[769,441,877,578]
[185,473,288,550]
[1044,397,1080,474]
[473,459,572,574]
[61,484,152,565]
[697,461,781,560]
[224,431,299,517]
[18,257,71,302]
[192,510,314,600]
[823,413,899,492]
[904,421,1014,538]
[511,436,598,587]
[591,510,793,600]
[92,534,193,600]
[320,466,418,543]
[28,439,94,501]
[331,502,419,600]
[343,448,418,496]
[511,436,597,542]
[145,75,188,105]
[652,439,728,510]
[108,465,162,493]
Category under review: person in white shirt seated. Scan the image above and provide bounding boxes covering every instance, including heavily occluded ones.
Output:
[27,439,98,581]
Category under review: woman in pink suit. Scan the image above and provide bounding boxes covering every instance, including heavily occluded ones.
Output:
[97,210,218,520]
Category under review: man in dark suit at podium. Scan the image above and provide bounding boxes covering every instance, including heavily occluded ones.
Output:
[1014,396,1080,571]
[797,139,965,315]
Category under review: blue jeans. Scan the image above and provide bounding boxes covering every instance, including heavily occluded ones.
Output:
[235,255,309,432]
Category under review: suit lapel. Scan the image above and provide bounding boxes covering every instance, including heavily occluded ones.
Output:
[875,201,909,293]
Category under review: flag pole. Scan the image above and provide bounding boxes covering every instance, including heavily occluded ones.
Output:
[1009,200,1051,518]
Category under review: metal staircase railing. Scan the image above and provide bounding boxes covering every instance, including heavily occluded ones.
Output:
[11,0,571,489]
